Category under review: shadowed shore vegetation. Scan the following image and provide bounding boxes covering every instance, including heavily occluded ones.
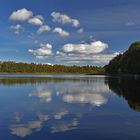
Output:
[105,41,140,75]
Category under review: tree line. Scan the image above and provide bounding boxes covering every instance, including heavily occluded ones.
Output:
[0,61,104,74]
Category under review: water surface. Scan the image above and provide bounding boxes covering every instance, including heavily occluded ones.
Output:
[0,74,140,140]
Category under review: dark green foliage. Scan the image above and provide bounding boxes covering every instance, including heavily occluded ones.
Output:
[121,42,140,74]
[0,61,104,74]
[105,41,140,74]
[105,54,122,74]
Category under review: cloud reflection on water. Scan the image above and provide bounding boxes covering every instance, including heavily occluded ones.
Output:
[9,78,110,137]
[54,109,69,120]
[10,113,49,137]
[28,81,109,107]
[57,82,108,106]
[51,119,79,133]
[29,87,52,103]
[63,92,107,106]
[10,121,42,137]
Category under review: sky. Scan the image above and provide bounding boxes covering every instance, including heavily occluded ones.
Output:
[0,0,140,66]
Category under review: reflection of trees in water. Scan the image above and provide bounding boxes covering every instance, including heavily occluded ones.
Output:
[0,76,106,85]
[0,77,70,85]
[107,76,140,112]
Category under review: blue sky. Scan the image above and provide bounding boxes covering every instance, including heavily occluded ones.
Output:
[0,0,140,66]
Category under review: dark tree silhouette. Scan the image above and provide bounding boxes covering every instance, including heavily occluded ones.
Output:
[105,41,140,74]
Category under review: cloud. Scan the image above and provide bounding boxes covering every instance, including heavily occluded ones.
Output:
[10,9,45,28]
[28,15,44,26]
[53,27,69,37]
[55,41,120,65]
[27,40,118,65]
[37,25,51,34]
[11,8,118,66]
[125,21,135,26]
[28,43,53,59]
[10,24,24,34]
[62,41,108,54]
[77,28,84,33]
[31,40,118,65]
[90,52,119,64]
[36,55,51,60]
[45,63,54,66]
[56,51,119,65]
[51,12,80,27]
[10,8,33,21]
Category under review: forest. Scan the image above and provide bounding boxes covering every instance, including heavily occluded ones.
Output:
[0,61,104,74]
[105,41,140,75]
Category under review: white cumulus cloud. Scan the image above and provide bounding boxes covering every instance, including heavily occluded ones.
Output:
[37,25,51,34]
[55,41,120,65]
[62,41,108,54]
[28,15,44,26]
[10,8,33,21]
[56,51,119,65]
[10,24,24,34]
[28,43,53,59]
[53,27,69,37]
[51,12,80,27]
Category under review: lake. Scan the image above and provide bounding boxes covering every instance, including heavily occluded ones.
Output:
[0,74,140,140]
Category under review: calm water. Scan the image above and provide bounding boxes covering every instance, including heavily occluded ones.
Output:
[0,74,140,140]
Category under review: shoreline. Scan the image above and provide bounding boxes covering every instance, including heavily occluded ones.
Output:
[0,72,105,75]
